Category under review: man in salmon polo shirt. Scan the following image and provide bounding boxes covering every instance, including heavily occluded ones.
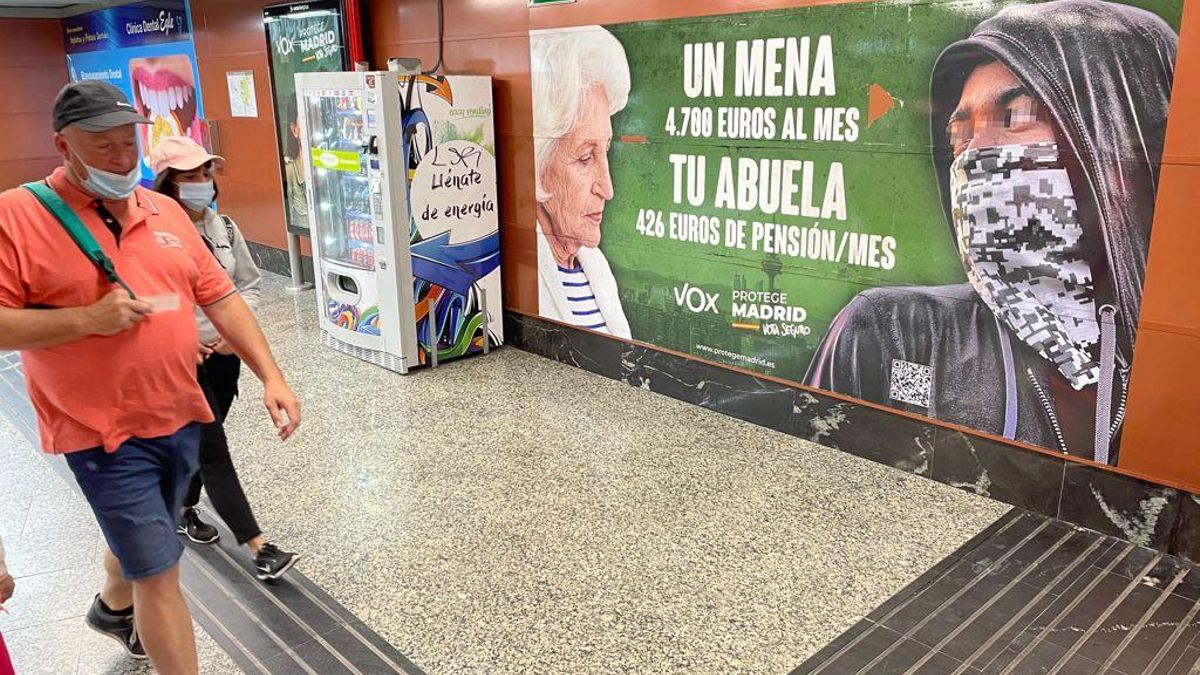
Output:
[0,81,301,675]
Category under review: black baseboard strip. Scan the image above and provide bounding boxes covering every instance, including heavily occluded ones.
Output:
[503,311,1200,564]
[246,240,314,284]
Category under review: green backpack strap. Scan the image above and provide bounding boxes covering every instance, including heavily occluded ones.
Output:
[21,182,136,299]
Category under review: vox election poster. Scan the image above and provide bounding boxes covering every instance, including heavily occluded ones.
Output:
[264,0,349,237]
[63,1,208,185]
[529,0,1183,465]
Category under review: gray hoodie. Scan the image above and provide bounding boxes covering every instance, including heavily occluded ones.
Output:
[194,208,262,344]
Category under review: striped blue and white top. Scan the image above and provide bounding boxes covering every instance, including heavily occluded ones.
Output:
[557,265,609,333]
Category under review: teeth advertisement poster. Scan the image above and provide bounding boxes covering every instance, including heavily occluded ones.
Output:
[529,0,1182,465]
[263,0,348,238]
[63,1,207,186]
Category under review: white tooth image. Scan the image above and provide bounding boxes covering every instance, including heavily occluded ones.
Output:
[168,87,177,110]
[183,87,191,104]
[173,87,182,110]
[149,89,159,115]
[156,89,166,116]
[139,83,149,109]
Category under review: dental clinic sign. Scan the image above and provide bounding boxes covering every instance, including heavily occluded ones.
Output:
[63,2,191,53]
[124,11,183,38]
[64,1,208,186]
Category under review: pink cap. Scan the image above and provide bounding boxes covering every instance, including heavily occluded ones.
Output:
[147,136,225,176]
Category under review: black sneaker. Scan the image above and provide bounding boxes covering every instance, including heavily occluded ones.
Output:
[254,543,299,581]
[85,595,147,660]
[177,508,219,544]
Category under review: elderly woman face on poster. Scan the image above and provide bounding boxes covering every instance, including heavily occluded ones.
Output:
[532,28,631,269]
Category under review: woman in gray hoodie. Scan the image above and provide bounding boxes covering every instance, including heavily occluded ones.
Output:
[149,137,299,582]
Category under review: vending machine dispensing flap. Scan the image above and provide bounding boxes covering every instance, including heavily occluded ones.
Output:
[325,271,361,305]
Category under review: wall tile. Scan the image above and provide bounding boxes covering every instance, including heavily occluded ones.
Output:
[622,347,795,433]
[504,312,625,379]
[1059,462,1180,550]
[1171,493,1200,562]
[190,1,289,252]
[791,391,934,477]
[931,429,1065,517]
[499,225,537,313]
[1120,328,1200,494]
[245,240,313,283]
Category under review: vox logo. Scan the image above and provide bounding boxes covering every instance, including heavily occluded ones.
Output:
[673,283,720,314]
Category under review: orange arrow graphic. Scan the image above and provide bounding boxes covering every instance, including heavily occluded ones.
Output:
[867,83,896,128]
[414,75,454,106]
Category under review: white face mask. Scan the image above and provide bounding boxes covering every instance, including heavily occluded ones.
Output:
[176,180,216,211]
[69,147,141,200]
[950,141,1100,389]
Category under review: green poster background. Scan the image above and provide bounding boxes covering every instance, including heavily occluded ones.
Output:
[571,0,1183,383]
[264,2,347,236]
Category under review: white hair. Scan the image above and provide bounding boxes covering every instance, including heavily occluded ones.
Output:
[530,26,631,203]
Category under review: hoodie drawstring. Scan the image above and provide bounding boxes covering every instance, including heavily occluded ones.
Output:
[1093,305,1118,464]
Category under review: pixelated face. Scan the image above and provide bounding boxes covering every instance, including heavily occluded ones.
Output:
[538,84,615,252]
[950,141,1100,388]
[947,61,1056,159]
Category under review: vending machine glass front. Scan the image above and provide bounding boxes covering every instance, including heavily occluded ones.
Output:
[304,90,376,271]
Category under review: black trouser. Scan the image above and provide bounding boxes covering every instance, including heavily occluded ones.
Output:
[185,353,262,546]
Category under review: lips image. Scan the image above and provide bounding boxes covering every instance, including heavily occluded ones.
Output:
[129,54,202,160]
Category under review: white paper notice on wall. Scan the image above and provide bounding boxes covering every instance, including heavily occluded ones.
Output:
[226,70,257,118]
[410,140,499,243]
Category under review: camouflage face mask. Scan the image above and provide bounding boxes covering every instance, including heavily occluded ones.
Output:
[950,142,1100,390]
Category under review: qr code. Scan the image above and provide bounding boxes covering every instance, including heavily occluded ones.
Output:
[890,359,932,408]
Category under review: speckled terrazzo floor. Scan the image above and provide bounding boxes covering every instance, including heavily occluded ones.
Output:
[0,414,241,675]
[204,275,1011,674]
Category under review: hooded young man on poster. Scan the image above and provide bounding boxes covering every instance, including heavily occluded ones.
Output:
[805,0,1177,465]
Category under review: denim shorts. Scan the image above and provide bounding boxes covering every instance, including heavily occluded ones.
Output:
[65,423,201,580]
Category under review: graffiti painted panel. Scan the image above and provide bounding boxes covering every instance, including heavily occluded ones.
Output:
[399,75,503,365]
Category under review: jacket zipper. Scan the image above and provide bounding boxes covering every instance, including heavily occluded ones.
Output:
[1108,366,1130,436]
[1025,364,1129,458]
[1026,367,1068,454]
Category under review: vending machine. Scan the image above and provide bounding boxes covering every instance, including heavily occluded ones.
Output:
[295,71,502,373]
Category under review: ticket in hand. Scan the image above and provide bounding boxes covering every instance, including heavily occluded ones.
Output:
[143,294,181,313]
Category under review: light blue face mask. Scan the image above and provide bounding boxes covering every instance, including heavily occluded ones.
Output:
[176,180,216,211]
[69,145,141,200]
